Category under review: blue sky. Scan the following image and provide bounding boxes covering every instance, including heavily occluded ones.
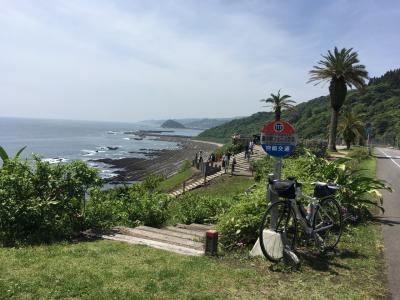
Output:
[0,0,399,122]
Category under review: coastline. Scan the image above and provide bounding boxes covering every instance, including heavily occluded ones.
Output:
[92,136,220,183]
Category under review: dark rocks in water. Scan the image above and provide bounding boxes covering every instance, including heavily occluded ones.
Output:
[107,146,119,150]
[128,149,164,158]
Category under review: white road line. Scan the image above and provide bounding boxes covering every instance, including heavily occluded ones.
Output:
[378,149,400,169]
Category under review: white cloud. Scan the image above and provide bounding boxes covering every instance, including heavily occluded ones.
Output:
[0,0,398,121]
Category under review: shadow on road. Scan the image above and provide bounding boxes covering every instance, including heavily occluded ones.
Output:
[373,216,400,226]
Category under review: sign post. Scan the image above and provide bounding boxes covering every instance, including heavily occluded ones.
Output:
[250,119,297,257]
[260,120,297,178]
[365,122,372,155]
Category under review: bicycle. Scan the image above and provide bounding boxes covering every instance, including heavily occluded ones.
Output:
[259,176,343,262]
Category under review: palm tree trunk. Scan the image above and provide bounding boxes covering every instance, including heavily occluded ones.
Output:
[328,108,339,151]
[275,108,281,121]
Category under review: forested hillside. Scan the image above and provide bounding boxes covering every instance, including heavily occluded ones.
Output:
[198,69,400,145]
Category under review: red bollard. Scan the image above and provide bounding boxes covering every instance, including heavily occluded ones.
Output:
[205,230,218,256]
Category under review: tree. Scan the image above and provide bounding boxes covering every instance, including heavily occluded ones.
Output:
[260,90,296,121]
[308,47,368,151]
[338,111,365,150]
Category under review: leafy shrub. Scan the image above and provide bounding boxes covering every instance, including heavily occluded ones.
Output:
[348,147,370,161]
[172,193,234,224]
[179,160,192,172]
[214,143,243,158]
[217,152,390,249]
[251,156,274,181]
[290,139,328,158]
[303,151,391,218]
[0,156,101,245]
[86,182,170,230]
[142,174,164,191]
[216,187,266,248]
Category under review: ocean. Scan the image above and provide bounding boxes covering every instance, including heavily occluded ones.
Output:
[0,117,202,179]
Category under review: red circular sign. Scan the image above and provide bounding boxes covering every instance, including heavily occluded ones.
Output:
[260,120,297,157]
[261,120,296,135]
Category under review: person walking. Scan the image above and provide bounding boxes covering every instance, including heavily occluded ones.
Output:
[231,156,236,175]
[245,142,250,159]
[249,140,254,155]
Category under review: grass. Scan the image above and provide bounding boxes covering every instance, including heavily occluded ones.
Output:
[0,223,387,299]
[157,168,196,192]
[0,157,388,299]
[190,175,255,199]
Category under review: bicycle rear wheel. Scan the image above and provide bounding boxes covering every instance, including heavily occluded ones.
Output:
[259,200,297,262]
[312,197,343,252]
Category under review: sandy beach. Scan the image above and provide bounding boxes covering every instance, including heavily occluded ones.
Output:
[92,136,219,183]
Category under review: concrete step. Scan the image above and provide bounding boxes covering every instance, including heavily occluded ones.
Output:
[124,226,202,241]
[177,223,214,231]
[122,227,204,250]
[99,233,204,256]
[165,226,206,238]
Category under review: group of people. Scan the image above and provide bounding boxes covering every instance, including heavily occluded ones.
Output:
[194,150,218,167]
[221,152,236,174]
[194,151,204,164]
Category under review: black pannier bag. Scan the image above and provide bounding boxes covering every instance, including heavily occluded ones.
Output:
[313,183,339,198]
[270,180,296,199]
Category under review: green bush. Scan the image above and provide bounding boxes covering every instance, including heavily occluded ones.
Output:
[172,193,234,224]
[214,143,243,158]
[179,160,192,172]
[86,183,170,230]
[0,157,101,245]
[217,152,390,249]
[251,156,274,181]
[216,187,266,248]
[142,174,164,191]
[348,147,370,161]
[290,139,328,158]
[303,151,391,218]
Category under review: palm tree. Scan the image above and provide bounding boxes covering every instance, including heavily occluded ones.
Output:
[308,47,368,151]
[260,90,296,121]
[338,111,365,150]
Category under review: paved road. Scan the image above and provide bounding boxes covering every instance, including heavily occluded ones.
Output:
[376,147,400,300]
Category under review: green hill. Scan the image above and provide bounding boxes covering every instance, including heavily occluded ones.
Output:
[161,119,186,129]
[198,69,400,145]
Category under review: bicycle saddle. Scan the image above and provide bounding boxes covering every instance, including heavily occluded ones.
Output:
[313,182,339,198]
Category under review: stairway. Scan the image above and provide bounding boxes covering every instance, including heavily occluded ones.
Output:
[168,145,266,197]
[86,223,213,256]
[232,145,266,175]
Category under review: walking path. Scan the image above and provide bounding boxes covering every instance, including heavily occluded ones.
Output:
[168,145,265,197]
[88,145,267,256]
[376,147,400,300]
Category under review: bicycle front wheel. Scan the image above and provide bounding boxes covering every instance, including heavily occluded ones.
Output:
[259,200,297,262]
[312,197,343,252]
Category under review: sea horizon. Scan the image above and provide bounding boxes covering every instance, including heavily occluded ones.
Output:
[0,116,203,179]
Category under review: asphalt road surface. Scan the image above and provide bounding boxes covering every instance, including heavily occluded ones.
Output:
[376,147,400,300]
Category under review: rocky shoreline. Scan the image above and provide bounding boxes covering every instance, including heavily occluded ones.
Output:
[91,136,218,183]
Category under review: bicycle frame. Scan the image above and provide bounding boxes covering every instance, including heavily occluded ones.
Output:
[288,189,335,237]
